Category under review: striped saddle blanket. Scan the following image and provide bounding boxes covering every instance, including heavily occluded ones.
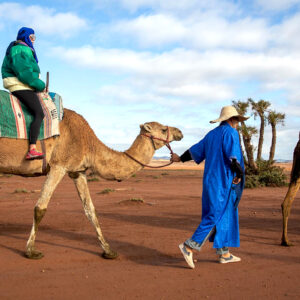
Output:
[0,90,63,140]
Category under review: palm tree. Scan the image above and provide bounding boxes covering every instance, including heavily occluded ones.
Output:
[239,124,258,170]
[267,110,285,162]
[232,100,257,171]
[248,98,271,161]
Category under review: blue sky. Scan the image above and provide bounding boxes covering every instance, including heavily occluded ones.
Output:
[0,0,299,160]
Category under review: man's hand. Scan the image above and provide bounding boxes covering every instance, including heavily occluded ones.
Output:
[171,153,181,162]
[232,177,241,184]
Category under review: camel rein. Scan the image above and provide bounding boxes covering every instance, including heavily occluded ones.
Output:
[124,127,174,169]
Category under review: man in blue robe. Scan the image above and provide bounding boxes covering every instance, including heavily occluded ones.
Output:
[171,106,249,269]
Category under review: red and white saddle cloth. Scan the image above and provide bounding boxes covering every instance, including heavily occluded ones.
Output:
[0,90,62,140]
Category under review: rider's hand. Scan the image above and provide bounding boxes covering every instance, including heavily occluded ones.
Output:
[171,153,181,162]
[232,177,241,184]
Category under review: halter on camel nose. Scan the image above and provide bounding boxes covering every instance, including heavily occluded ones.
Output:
[141,126,173,154]
[124,126,174,168]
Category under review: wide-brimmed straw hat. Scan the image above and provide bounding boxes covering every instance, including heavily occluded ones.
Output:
[209,106,249,124]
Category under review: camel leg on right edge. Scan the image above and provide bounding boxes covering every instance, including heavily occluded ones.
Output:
[25,166,66,259]
[70,172,118,259]
[281,178,300,246]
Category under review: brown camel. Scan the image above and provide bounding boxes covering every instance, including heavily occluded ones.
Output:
[0,108,183,259]
[281,132,300,246]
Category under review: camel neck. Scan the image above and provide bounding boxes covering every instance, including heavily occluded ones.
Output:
[91,134,155,181]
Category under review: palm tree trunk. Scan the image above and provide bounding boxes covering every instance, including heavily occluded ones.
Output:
[244,135,257,170]
[257,116,264,160]
[238,131,248,166]
[241,121,257,171]
[269,124,276,162]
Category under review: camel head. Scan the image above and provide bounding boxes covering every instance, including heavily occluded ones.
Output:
[139,122,183,150]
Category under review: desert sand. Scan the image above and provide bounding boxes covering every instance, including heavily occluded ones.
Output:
[0,163,299,299]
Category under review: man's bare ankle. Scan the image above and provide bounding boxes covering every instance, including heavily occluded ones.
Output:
[221,253,230,258]
[185,245,193,252]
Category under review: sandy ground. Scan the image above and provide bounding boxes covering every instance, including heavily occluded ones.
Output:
[0,164,299,300]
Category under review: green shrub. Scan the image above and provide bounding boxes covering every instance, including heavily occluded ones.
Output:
[245,174,261,189]
[245,160,287,188]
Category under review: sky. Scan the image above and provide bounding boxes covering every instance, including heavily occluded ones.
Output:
[0,0,299,160]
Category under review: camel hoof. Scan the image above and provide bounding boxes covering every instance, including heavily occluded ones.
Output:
[281,240,293,247]
[25,250,44,259]
[102,250,119,259]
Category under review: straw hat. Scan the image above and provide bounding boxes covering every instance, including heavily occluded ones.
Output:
[210,106,249,124]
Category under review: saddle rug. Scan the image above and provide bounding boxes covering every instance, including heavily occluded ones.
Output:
[0,90,63,140]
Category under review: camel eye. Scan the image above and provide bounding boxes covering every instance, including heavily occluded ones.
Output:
[162,128,168,133]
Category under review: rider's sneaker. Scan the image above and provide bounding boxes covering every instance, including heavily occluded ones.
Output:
[26,148,45,160]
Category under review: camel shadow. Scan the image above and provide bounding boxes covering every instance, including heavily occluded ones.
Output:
[101,211,200,232]
[0,223,185,268]
[240,250,300,264]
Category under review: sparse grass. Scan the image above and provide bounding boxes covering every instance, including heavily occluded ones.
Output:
[31,190,41,193]
[13,188,29,193]
[0,173,13,178]
[129,197,144,202]
[97,188,115,195]
[161,172,169,176]
[152,175,160,179]
[87,177,100,182]
[118,197,144,205]
[131,174,136,178]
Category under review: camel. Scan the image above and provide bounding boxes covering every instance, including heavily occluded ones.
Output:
[0,108,183,259]
[281,132,300,246]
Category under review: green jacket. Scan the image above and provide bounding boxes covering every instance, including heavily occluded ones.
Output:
[1,43,45,92]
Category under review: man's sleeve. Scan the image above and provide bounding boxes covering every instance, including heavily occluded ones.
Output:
[180,150,192,162]
[189,139,205,164]
[223,129,244,175]
[231,158,243,178]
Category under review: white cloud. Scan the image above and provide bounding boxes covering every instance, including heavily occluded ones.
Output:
[118,0,240,16]
[271,13,300,51]
[50,46,300,105]
[255,0,300,11]
[113,14,186,47]
[111,13,269,50]
[0,2,87,37]
[157,83,233,101]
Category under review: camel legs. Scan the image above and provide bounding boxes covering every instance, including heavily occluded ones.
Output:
[25,166,66,259]
[70,172,118,259]
[281,178,300,246]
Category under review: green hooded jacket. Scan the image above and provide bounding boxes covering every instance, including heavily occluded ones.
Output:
[1,43,45,92]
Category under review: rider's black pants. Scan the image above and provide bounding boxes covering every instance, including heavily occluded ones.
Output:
[12,90,45,145]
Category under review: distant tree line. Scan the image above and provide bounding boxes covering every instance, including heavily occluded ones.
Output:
[232,99,287,188]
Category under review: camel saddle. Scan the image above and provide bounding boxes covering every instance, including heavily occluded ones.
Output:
[0,90,63,140]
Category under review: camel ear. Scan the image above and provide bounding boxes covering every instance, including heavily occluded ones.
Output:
[141,123,152,133]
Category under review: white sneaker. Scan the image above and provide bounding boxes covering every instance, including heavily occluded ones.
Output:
[219,254,241,264]
[179,243,195,269]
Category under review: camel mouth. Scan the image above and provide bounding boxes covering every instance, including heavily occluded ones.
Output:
[173,130,183,141]
[175,135,183,141]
